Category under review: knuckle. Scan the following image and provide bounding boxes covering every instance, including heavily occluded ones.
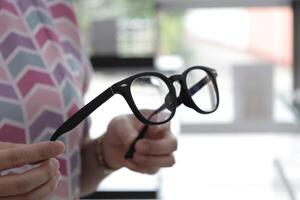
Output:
[8,150,25,167]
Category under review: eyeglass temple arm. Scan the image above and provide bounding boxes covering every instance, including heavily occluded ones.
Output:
[50,87,114,141]
[124,73,216,159]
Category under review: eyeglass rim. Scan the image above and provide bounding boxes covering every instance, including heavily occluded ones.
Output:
[181,66,220,114]
[111,66,219,125]
[111,72,177,125]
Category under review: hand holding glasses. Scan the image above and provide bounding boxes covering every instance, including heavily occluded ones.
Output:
[50,66,219,159]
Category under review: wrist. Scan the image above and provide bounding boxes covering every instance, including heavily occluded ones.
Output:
[96,134,117,175]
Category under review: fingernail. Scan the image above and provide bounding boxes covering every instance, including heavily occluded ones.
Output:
[54,141,65,152]
[51,158,59,168]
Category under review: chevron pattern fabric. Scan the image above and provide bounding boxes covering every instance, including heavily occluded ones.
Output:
[0,0,92,199]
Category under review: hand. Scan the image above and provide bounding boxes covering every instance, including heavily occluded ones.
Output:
[102,112,178,174]
[0,141,65,200]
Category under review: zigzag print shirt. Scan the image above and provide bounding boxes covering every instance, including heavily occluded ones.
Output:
[0,0,92,199]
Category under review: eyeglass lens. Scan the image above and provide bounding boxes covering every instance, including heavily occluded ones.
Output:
[186,68,217,112]
[130,75,173,123]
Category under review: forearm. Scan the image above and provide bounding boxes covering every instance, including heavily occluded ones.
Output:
[79,138,110,197]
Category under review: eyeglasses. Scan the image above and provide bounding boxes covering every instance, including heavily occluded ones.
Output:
[50,66,219,158]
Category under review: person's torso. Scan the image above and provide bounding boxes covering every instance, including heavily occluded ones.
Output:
[0,0,91,199]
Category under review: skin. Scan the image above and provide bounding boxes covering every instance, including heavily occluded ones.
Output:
[0,141,65,200]
[80,112,178,196]
[0,112,177,198]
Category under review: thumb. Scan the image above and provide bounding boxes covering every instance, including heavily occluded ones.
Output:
[108,116,138,148]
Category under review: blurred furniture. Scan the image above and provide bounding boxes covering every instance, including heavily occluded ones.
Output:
[90,19,153,69]
[233,64,273,123]
[90,56,153,69]
[90,19,117,56]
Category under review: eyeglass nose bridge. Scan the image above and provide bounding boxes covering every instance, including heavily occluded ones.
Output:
[169,74,182,82]
[168,74,195,110]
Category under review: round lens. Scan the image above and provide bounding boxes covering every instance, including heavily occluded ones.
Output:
[130,75,174,123]
[186,69,217,112]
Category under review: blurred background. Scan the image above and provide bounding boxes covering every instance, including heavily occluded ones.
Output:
[75,0,300,199]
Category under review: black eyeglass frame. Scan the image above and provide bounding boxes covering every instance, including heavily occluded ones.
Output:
[170,65,219,114]
[50,66,219,141]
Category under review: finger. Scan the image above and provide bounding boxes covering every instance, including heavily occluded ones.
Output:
[135,133,177,155]
[128,110,170,130]
[133,153,175,168]
[124,161,159,175]
[0,158,60,196]
[0,142,24,150]
[145,123,171,140]
[109,116,138,147]
[0,172,61,200]
[0,141,65,171]
[127,109,153,126]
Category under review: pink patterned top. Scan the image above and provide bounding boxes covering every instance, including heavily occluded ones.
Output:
[0,0,92,199]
